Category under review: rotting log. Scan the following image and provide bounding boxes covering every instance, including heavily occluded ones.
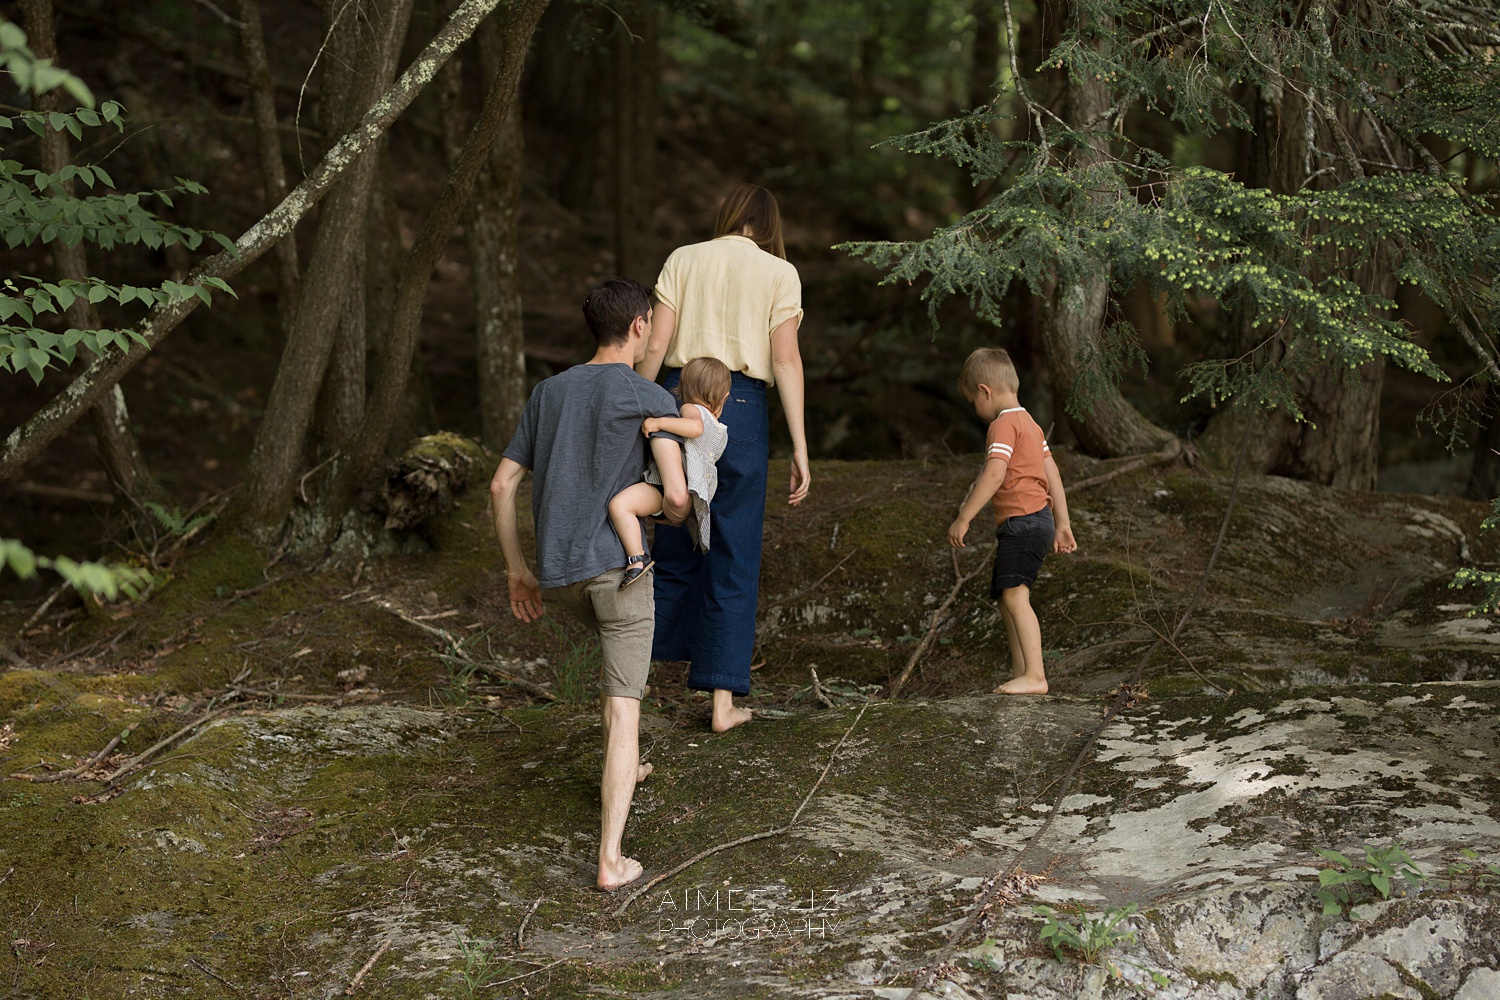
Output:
[380,433,487,532]
[0,0,514,484]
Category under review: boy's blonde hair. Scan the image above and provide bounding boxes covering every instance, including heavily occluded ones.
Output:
[957,347,1020,399]
[677,357,733,409]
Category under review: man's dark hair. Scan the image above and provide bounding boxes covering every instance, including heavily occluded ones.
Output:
[582,277,652,347]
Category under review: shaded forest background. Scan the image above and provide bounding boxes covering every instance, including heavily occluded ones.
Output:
[0,0,1495,593]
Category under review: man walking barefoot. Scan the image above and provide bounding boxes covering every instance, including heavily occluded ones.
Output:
[490,278,690,890]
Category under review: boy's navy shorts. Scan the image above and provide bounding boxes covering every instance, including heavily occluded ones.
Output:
[990,506,1054,597]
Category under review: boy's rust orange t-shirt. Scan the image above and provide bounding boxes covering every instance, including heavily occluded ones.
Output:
[986,407,1051,522]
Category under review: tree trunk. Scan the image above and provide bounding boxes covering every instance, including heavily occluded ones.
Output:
[319,0,553,533]
[20,0,167,506]
[0,0,516,485]
[237,0,414,534]
[236,0,301,330]
[1041,15,1177,458]
[1470,385,1500,502]
[611,3,658,285]
[969,0,1000,110]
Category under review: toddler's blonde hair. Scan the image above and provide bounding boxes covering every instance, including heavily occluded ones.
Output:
[957,347,1020,398]
[677,357,733,410]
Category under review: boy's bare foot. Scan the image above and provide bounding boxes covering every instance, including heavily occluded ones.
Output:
[710,705,753,732]
[597,856,644,891]
[995,676,1048,695]
[637,762,653,783]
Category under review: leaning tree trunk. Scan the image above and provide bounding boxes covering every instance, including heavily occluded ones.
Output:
[0,0,514,486]
[237,0,414,536]
[318,0,553,534]
[20,0,167,506]
[1040,21,1177,458]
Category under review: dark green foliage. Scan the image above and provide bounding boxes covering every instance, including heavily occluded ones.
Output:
[841,0,1498,423]
[1451,497,1500,615]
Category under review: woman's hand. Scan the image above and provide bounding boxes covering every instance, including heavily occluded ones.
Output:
[788,451,810,505]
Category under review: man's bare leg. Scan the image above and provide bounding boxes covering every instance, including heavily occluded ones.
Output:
[598,694,645,890]
[710,688,752,732]
[995,585,1048,695]
[997,601,1026,678]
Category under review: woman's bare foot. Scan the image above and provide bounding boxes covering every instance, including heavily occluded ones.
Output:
[597,856,644,891]
[995,676,1048,695]
[711,705,753,732]
[637,762,653,783]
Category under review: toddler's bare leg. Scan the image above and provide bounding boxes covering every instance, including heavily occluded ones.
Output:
[607,483,664,558]
[997,601,1026,678]
[995,585,1047,695]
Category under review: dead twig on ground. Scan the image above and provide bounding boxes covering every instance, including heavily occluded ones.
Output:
[809,666,836,709]
[761,550,857,611]
[15,583,69,643]
[485,957,568,988]
[516,896,544,951]
[11,721,139,783]
[103,707,228,786]
[186,954,240,992]
[345,938,392,994]
[1068,441,1184,492]
[886,542,996,698]
[377,597,557,701]
[612,702,871,918]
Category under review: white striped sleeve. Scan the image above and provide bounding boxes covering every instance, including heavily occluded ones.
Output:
[987,442,1013,460]
[1042,439,1051,454]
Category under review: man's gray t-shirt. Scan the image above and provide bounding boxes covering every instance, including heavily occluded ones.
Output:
[503,363,681,589]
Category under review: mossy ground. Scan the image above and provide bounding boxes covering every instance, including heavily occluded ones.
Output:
[0,456,1497,997]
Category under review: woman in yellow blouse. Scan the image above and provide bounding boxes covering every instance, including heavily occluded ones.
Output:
[637,183,810,731]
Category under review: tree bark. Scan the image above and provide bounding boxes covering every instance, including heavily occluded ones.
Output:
[20,0,167,506]
[236,0,301,330]
[1041,15,1177,458]
[440,11,528,450]
[1470,385,1500,503]
[319,0,553,532]
[0,0,516,485]
[238,0,412,532]
[611,3,658,284]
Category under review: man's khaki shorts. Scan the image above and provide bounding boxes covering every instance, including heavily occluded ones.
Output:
[546,568,653,700]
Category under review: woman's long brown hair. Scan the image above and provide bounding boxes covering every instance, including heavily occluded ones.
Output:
[712,183,786,259]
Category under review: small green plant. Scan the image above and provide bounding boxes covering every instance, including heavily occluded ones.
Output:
[1034,902,1138,965]
[1313,841,1425,917]
[454,934,503,997]
[439,657,480,709]
[144,501,215,540]
[1443,848,1500,893]
[544,619,601,706]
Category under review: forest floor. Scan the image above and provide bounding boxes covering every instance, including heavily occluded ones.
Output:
[0,453,1498,998]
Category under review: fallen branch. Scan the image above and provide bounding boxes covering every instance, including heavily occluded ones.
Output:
[11,721,139,783]
[1068,441,1183,493]
[612,702,870,918]
[345,938,392,994]
[485,957,568,988]
[886,543,996,699]
[187,954,240,992]
[377,598,557,701]
[516,896,544,951]
[102,707,227,786]
[809,666,836,709]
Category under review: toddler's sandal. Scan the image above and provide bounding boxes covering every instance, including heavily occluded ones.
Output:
[620,553,654,590]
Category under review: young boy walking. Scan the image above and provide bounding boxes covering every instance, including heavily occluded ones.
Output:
[947,348,1077,695]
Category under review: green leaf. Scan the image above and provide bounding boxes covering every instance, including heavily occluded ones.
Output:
[1371,872,1391,897]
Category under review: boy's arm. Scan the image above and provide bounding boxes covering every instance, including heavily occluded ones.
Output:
[489,458,543,621]
[948,459,1008,548]
[1044,454,1078,554]
[642,406,705,440]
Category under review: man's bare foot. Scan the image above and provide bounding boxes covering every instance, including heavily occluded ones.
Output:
[597,856,644,891]
[995,676,1048,695]
[710,705,753,733]
[637,762,653,783]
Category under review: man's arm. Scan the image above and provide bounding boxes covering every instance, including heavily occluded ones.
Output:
[650,435,691,525]
[637,304,676,382]
[948,459,1008,548]
[489,458,543,621]
[1044,454,1077,554]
